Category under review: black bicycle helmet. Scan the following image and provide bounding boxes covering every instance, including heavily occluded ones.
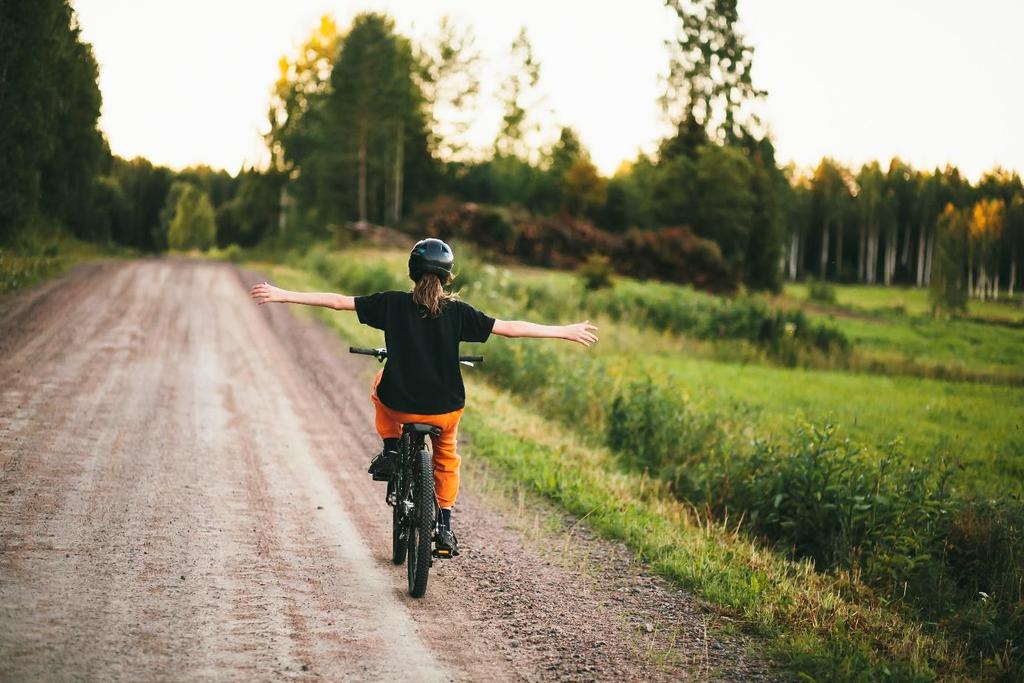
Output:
[408,238,454,282]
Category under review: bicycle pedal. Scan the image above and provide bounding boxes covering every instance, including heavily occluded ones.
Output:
[432,548,454,559]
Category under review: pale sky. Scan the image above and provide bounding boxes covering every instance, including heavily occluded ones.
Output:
[72,0,1023,181]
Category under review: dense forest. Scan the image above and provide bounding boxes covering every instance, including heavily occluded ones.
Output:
[3,0,1022,309]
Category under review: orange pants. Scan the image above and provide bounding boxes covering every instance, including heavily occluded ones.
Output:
[370,369,464,509]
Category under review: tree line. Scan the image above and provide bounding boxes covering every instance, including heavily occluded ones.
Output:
[3,0,1020,307]
[0,0,283,253]
[787,159,1023,303]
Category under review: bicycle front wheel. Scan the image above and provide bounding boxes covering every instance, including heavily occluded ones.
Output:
[406,448,435,598]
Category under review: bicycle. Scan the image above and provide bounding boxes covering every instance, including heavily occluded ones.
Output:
[349,346,483,598]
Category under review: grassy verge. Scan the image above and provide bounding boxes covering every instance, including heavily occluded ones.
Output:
[0,234,134,295]
[462,379,962,681]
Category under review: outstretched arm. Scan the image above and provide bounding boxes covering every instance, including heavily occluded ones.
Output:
[249,281,355,311]
[491,319,599,347]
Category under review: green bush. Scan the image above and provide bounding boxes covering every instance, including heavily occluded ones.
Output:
[589,286,849,360]
[300,245,404,295]
[807,279,837,304]
[222,244,244,263]
[577,253,614,291]
[684,427,955,574]
[607,379,721,476]
[166,183,216,251]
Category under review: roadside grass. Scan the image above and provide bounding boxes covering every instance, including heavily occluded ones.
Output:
[252,256,973,680]
[0,234,133,295]
[461,378,961,681]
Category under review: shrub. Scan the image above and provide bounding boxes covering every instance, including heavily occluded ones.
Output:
[577,253,614,291]
[166,183,216,251]
[512,214,620,269]
[606,379,721,477]
[618,226,737,293]
[415,199,738,292]
[224,244,244,263]
[807,279,837,304]
[587,286,849,360]
[299,245,404,295]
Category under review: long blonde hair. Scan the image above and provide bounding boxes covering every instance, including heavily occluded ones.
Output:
[412,273,455,318]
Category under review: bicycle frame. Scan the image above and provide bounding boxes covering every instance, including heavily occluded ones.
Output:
[351,345,478,596]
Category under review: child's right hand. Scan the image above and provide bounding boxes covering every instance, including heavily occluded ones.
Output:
[250,281,285,305]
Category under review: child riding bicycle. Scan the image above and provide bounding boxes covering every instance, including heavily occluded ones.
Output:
[250,238,599,555]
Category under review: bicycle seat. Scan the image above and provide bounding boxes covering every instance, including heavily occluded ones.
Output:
[403,423,441,437]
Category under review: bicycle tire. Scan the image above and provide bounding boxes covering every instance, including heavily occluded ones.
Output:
[406,448,435,598]
[391,492,407,565]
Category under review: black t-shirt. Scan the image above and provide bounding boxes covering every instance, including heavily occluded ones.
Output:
[354,291,495,414]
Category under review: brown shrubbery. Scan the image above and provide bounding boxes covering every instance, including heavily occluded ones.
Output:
[618,226,735,293]
[413,197,737,292]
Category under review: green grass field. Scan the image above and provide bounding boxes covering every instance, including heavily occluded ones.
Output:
[783,282,1024,322]
[634,352,1024,494]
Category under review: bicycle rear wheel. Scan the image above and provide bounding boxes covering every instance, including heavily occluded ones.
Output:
[406,448,435,598]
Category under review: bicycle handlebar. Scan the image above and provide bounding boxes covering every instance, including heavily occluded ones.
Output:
[349,346,483,364]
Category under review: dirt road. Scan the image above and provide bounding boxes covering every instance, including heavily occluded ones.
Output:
[0,258,775,681]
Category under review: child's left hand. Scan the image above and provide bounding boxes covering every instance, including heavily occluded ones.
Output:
[250,281,285,305]
[562,320,599,346]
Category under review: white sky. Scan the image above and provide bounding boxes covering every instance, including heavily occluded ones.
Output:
[72,0,1023,181]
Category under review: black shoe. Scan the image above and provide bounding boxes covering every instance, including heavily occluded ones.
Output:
[435,525,460,557]
[368,449,397,481]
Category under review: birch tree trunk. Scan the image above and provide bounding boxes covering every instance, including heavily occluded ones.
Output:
[900,221,912,267]
[799,228,806,280]
[357,125,368,224]
[924,229,935,286]
[278,184,289,233]
[873,226,881,284]
[967,253,974,298]
[391,121,404,224]
[916,223,927,286]
[819,220,830,279]
[835,221,844,281]
[858,220,866,283]
[1009,257,1016,298]
[788,231,799,280]
[883,235,894,285]
[866,226,875,284]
